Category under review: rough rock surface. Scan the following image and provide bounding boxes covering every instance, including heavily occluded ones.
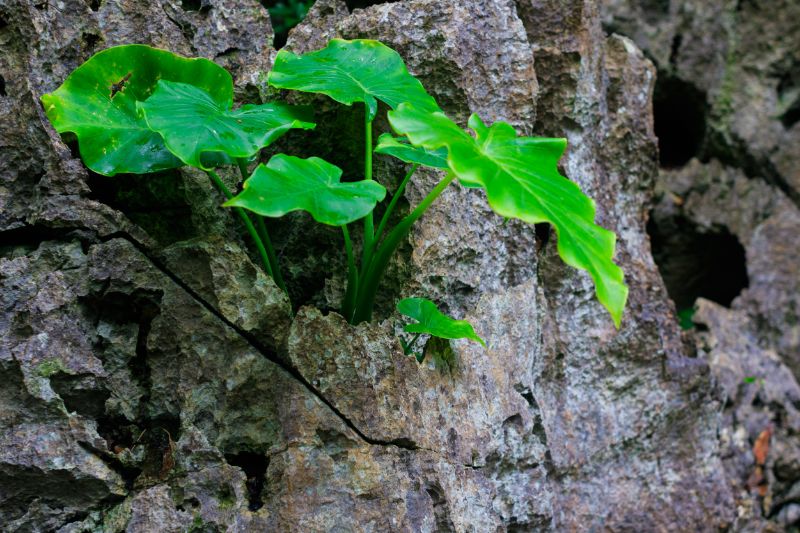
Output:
[0,0,797,532]
[602,0,800,200]
[605,0,800,528]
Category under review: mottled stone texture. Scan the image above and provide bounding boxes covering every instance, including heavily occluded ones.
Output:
[0,0,796,531]
[605,0,800,529]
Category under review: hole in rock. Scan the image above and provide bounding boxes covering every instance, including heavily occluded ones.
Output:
[261,0,315,49]
[215,46,240,58]
[97,414,139,452]
[87,169,196,245]
[0,226,81,258]
[534,222,551,252]
[513,383,537,408]
[125,414,183,480]
[642,0,670,23]
[647,215,748,311]
[181,0,211,13]
[653,73,708,168]
[778,62,800,129]
[668,34,682,66]
[85,0,102,11]
[82,32,101,51]
[49,374,110,419]
[176,496,201,511]
[84,287,170,486]
[62,134,82,160]
[224,452,268,511]
[316,429,353,458]
[344,0,400,9]
[425,482,456,532]
[0,75,6,97]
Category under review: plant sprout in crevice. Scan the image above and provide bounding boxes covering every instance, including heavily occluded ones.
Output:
[41,45,314,295]
[41,39,628,355]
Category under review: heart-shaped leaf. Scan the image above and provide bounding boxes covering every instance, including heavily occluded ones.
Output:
[374,133,448,169]
[389,103,628,327]
[397,298,485,347]
[268,38,440,121]
[224,154,387,226]
[139,80,315,169]
[41,44,232,176]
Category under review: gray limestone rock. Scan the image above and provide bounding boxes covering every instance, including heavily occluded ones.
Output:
[0,0,797,531]
[601,0,800,200]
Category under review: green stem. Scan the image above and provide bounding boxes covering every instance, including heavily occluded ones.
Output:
[205,169,272,278]
[373,164,418,252]
[361,106,374,267]
[402,333,422,355]
[255,217,287,293]
[341,225,359,322]
[352,172,457,324]
[236,158,251,181]
[236,158,287,294]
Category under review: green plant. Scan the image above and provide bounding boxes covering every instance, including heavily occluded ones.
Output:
[41,45,313,293]
[42,39,628,352]
[677,307,696,330]
[397,297,485,362]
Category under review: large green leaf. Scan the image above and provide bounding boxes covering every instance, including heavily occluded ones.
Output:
[139,80,315,169]
[268,38,440,121]
[224,154,387,226]
[374,133,448,169]
[397,298,485,347]
[389,103,628,327]
[41,45,232,176]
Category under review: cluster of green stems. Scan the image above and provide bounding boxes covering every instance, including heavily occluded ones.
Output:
[206,103,454,325]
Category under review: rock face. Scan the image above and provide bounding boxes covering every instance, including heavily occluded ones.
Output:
[605,0,800,529]
[0,0,797,532]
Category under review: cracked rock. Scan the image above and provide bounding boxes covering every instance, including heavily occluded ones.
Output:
[0,0,797,530]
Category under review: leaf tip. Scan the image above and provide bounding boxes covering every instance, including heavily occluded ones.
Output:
[606,282,629,329]
[467,113,486,132]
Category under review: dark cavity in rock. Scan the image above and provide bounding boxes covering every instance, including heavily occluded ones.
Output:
[261,0,314,49]
[425,482,456,533]
[778,61,800,129]
[82,32,102,51]
[653,72,708,168]
[344,0,401,10]
[224,452,268,511]
[647,214,749,310]
[87,169,196,245]
[181,0,211,13]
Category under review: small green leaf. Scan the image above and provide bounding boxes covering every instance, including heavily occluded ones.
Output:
[224,154,387,226]
[743,376,758,384]
[374,133,448,169]
[677,307,696,330]
[397,298,486,347]
[139,80,315,169]
[41,44,232,176]
[268,38,440,120]
[389,103,628,327]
